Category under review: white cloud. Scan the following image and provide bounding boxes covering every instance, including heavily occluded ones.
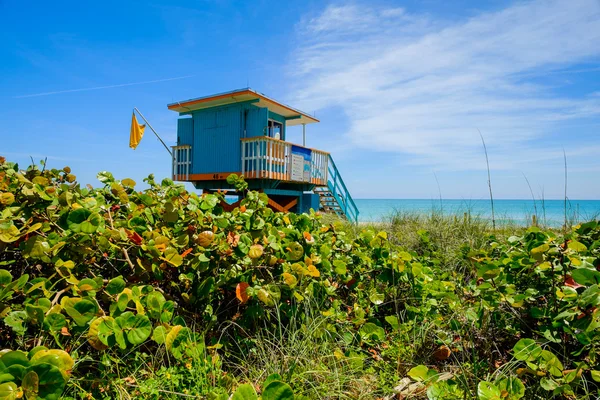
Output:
[290,0,600,171]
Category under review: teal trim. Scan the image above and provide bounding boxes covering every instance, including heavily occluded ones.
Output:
[326,155,359,223]
[262,189,304,196]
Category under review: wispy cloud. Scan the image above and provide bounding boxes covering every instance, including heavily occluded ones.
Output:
[290,0,600,170]
[13,75,194,98]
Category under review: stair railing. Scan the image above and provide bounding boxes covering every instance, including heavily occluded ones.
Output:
[327,155,359,223]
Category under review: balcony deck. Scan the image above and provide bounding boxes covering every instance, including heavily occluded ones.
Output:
[172,137,328,187]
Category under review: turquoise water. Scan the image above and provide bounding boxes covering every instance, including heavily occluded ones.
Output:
[355,199,600,226]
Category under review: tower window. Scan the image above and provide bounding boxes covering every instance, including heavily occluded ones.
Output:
[268,120,283,140]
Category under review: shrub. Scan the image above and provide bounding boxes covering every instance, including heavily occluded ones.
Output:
[2,156,600,399]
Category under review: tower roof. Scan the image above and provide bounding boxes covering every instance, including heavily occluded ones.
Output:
[167,88,319,126]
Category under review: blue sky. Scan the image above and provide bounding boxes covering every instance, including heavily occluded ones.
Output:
[1,0,599,200]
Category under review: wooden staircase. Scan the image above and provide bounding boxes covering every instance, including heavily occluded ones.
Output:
[314,155,359,223]
[315,187,343,214]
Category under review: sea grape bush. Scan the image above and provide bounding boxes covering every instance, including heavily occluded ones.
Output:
[0,348,74,400]
[0,157,404,397]
[1,156,600,399]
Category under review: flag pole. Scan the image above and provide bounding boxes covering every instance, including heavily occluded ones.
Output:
[133,107,172,156]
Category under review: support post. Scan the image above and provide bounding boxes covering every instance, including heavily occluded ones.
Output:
[302,123,306,147]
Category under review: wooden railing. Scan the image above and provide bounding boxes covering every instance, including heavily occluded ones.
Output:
[241,137,328,185]
[171,145,192,181]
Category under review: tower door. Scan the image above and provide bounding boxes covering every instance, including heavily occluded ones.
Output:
[245,106,268,138]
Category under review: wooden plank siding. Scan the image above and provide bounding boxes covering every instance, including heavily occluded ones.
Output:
[172,95,326,188]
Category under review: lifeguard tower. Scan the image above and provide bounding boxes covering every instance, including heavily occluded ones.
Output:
[168,88,358,222]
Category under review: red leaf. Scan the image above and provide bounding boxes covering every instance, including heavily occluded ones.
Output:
[127,231,143,245]
[236,282,250,304]
[564,275,584,289]
[434,345,452,361]
[227,232,240,247]
[181,248,193,258]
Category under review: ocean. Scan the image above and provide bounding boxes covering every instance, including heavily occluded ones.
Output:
[354,199,600,226]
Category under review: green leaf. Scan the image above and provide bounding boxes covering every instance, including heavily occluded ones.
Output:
[539,377,559,391]
[151,326,168,344]
[30,350,74,375]
[122,178,136,188]
[0,270,12,285]
[80,212,102,233]
[160,301,175,323]
[385,315,399,330]
[117,292,129,312]
[0,374,14,385]
[86,317,109,350]
[61,298,98,326]
[231,383,258,400]
[196,277,215,300]
[4,311,27,335]
[477,264,501,280]
[25,305,44,325]
[163,202,179,223]
[125,314,152,345]
[27,346,48,359]
[512,338,541,361]
[568,240,587,252]
[97,171,115,183]
[146,291,166,319]
[200,194,219,210]
[77,278,100,294]
[66,209,92,233]
[165,325,186,350]
[25,363,66,400]
[0,224,20,244]
[22,237,51,261]
[497,377,525,400]
[257,288,274,307]
[0,352,29,371]
[0,382,18,400]
[105,276,125,295]
[161,250,183,267]
[591,370,600,383]
[369,288,384,305]
[407,365,429,382]
[262,381,294,400]
[571,268,600,286]
[359,322,385,342]
[263,374,282,388]
[531,243,549,261]
[539,350,563,377]
[477,381,502,400]
[578,285,600,307]
[286,242,304,262]
[333,260,347,275]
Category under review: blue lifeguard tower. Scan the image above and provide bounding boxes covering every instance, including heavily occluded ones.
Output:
[168,88,358,222]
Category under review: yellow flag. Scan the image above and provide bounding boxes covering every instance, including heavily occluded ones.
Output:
[129,112,146,149]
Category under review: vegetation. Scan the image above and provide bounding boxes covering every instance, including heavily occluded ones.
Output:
[1,157,600,399]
